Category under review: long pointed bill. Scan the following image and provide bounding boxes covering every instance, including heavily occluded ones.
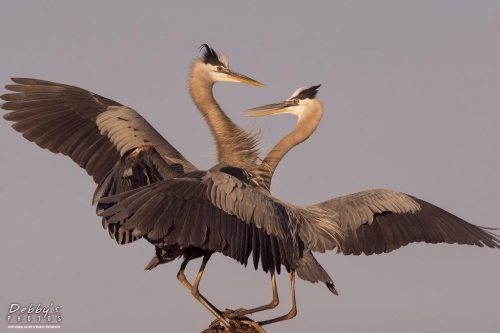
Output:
[244,101,295,117]
[226,69,265,87]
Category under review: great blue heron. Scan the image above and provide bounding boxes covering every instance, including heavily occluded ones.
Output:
[0,44,262,188]
[1,45,266,329]
[241,84,500,324]
[97,85,500,330]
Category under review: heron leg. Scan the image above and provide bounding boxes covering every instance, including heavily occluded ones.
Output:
[177,253,219,310]
[226,265,279,319]
[190,252,233,330]
[176,256,193,290]
[257,269,297,327]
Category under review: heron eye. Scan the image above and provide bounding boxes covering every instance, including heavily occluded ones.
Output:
[293,99,299,104]
[217,66,223,71]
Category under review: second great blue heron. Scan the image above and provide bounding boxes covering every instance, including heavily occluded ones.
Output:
[98,85,500,329]
[1,45,266,329]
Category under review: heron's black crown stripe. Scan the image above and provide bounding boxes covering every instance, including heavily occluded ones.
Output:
[199,44,225,66]
[294,84,321,100]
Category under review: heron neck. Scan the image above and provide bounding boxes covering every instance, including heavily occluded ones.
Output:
[260,110,321,191]
[188,63,259,168]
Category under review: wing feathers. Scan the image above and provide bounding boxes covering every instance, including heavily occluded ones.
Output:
[2,78,195,184]
[318,189,499,255]
[98,169,313,272]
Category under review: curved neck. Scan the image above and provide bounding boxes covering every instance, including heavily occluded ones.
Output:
[259,102,323,191]
[188,61,259,170]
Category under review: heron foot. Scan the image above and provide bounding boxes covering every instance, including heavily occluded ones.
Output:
[236,318,266,333]
[201,316,266,333]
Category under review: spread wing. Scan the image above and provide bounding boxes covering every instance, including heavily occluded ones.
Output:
[313,189,500,255]
[98,170,303,273]
[1,78,196,184]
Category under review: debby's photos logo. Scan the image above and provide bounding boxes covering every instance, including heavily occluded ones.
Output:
[6,303,62,329]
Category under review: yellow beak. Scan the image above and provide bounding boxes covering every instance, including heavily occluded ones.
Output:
[244,101,295,117]
[226,69,265,87]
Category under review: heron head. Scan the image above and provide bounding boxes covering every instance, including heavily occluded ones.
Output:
[197,44,264,87]
[244,85,322,118]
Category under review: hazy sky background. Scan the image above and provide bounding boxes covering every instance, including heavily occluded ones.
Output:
[1,1,499,332]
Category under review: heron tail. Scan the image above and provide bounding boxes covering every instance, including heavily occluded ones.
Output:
[295,251,338,295]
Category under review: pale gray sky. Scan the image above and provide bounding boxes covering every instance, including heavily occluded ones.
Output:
[1,1,499,333]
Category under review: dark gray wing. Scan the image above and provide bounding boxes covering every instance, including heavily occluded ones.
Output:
[94,145,181,245]
[1,78,196,184]
[314,189,500,255]
[98,170,302,273]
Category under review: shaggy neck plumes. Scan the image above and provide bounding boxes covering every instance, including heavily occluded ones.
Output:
[188,61,260,172]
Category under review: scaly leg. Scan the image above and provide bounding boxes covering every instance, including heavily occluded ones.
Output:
[226,265,279,319]
[258,269,297,326]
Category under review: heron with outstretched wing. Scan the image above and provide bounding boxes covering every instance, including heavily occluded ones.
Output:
[99,85,499,330]
[1,44,269,330]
